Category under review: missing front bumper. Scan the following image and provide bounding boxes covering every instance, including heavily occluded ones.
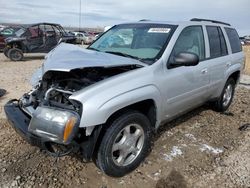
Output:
[4,100,102,160]
[4,100,47,149]
[4,100,78,156]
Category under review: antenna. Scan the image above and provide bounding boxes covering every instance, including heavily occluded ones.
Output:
[79,0,81,32]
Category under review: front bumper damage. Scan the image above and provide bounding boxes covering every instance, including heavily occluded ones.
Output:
[4,100,102,160]
[4,100,47,149]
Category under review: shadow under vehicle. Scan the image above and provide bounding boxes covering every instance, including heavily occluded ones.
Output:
[3,23,77,61]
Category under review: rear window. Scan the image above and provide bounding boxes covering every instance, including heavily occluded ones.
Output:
[206,26,228,58]
[225,28,242,53]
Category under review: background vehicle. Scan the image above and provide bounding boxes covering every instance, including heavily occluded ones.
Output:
[84,32,96,44]
[72,31,96,45]
[0,25,6,31]
[5,19,244,177]
[0,26,23,51]
[72,31,89,44]
[95,32,103,40]
[240,36,250,45]
[4,23,77,61]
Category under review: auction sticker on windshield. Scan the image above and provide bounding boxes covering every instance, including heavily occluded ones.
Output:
[148,28,171,33]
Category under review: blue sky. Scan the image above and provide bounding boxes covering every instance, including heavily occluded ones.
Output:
[0,0,250,35]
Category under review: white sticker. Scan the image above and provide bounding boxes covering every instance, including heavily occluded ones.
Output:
[148,28,171,33]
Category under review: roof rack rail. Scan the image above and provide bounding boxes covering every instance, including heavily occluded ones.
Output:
[190,18,231,26]
[139,19,150,22]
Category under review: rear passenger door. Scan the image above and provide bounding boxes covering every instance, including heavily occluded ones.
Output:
[224,27,244,72]
[205,26,230,96]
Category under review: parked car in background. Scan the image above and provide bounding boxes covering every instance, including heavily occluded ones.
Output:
[246,40,250,45]
[240,37,245,45]
[72,31,95,45]
[240,36,250,45]
[84,32,96,44]
[0,25,6,31]
[3,23,76,61]
[95,32,104,40]
[5,18,244,177]
[0,26,23,51]
[72,32,87,44]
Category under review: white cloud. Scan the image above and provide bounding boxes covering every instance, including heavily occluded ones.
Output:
[0,0,249,35]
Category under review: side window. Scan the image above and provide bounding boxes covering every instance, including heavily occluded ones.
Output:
[169,26,205,63]
[225,28,242,53]
[206,26,228,58]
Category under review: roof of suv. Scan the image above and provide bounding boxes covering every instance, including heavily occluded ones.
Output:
[122,18,233,28]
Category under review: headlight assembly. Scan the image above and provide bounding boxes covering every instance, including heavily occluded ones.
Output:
[28,107,80,144]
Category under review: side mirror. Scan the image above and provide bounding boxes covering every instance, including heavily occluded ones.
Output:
[171,52,199,67]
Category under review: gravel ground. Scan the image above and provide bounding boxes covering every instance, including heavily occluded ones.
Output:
[0,53,250,188]
[243,46,250,75]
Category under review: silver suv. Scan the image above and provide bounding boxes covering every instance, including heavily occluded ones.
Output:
[5,18,244,177]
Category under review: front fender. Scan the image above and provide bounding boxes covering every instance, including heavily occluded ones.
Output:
[71,85,162,128]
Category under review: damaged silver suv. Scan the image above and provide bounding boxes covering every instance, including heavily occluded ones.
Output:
[5,18,244,177]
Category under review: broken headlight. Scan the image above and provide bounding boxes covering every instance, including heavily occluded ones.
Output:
[28,107,80,144]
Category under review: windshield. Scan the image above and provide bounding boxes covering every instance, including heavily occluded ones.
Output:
[89,23,175,64]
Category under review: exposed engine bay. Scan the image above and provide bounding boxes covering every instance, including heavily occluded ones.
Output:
[20,65,141,116]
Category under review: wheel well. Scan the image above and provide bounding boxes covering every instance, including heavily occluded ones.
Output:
[9,42,23,51]
[92,99,157,160]
[106,99,157,129]
[229,71,240,84]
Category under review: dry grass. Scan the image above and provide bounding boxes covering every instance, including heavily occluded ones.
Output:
[243,46,250,75]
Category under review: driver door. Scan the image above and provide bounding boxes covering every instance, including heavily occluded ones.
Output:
[161,26,210,118]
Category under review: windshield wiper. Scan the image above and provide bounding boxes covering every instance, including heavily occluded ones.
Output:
[104,51,142,61]
[88,47,100,52]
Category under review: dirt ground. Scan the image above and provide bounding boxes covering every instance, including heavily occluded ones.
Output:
[0,51,250,188]
[243,46,250,75]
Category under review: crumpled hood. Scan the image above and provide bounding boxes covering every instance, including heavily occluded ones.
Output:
[31,43,146,86]
[43,43,146,72]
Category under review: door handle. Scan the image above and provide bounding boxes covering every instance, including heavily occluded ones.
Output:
[201,68,208,74]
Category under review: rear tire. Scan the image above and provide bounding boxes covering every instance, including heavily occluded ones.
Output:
[212,78,235,112]
[96,111,152,177]
[8,48,23,61]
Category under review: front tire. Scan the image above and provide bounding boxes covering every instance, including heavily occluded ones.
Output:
[8,48,23,61]
[96,111,152,177]
[3,48,9,58]
[212,78,236,112]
